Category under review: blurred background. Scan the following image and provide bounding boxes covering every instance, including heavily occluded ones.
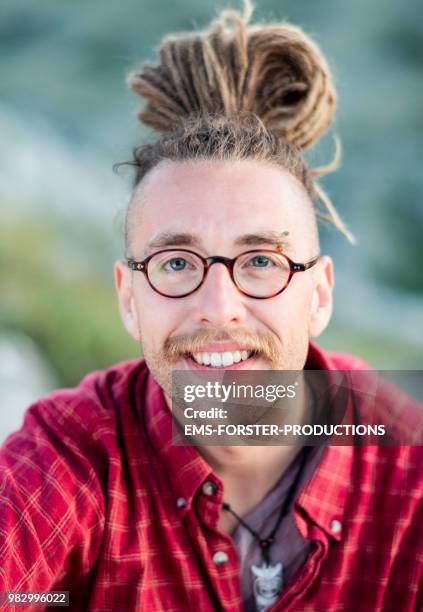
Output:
[1,0,422,441]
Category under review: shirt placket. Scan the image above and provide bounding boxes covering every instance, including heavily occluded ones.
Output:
[186,477,245,612]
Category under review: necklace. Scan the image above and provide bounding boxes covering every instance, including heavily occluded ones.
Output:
[222,446,310,611]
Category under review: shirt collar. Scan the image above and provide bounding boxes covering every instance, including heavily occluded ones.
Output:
[296,342,354,542]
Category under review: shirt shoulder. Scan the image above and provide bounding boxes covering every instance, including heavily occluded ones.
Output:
[0,359,151,594]
[7,357,150,447]
[307,342,372,371]
[0,357,152,513]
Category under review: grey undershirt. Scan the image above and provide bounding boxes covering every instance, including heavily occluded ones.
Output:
[230,445,325,611]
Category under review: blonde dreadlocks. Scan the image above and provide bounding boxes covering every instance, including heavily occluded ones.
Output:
[125,0,354,246]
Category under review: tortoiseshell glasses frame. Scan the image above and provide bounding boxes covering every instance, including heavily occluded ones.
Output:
[127,247,320,299]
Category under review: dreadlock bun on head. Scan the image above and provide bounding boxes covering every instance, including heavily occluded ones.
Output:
[125,0,355,244]
[128,0,336,150]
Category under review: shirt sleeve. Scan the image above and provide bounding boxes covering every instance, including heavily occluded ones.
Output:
[0,396,106,598]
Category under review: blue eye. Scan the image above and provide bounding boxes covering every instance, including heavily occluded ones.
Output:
[166,258,188,271]
[250,255,272,267]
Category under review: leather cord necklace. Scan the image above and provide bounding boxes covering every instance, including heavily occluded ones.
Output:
[222,446,311,610]
[222,446,310,565]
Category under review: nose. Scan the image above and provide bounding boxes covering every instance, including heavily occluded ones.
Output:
[192,262,248,326]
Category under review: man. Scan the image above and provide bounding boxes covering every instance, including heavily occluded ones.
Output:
[1,2,421,611]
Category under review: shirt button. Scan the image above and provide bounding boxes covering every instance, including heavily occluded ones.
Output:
[330,519,342,534]
[202,481,217,496]
[213,551,229,567]
[176,497,187,509]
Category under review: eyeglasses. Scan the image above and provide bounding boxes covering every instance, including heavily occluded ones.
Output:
[127,248,319,299]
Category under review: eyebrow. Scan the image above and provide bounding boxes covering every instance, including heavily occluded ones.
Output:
[143,230,291,255]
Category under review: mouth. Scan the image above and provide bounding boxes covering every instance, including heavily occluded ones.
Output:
[183,349,259,369]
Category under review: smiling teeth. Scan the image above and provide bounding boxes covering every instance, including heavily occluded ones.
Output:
[192,350,252,367]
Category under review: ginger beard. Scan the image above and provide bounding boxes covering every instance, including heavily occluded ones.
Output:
[135,314,310,404]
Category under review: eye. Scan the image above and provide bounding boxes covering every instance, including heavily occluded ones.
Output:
[247,255,274,268]
[164,257,189,271]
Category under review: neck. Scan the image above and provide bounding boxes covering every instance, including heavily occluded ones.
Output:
[167,372,314,533]
[200,444,301,534]
[201,375,313,533]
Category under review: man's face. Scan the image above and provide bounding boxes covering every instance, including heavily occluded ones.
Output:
[115,159,333,400]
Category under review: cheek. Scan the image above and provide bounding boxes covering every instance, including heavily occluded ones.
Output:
[133,289,181,350]
[261,286,312,330]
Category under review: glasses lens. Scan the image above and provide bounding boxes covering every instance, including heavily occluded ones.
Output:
[147,250,203,296]
[234,251,290,297]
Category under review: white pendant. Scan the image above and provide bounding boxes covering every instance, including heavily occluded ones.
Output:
[251,562,283,611]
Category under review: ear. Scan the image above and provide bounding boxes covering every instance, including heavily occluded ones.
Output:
[308,255,334,338]
[114,260,141,342]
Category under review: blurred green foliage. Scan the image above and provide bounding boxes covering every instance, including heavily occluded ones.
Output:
[0,216,139,387]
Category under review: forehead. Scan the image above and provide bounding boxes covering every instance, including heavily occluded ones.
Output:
[130,159,314,256]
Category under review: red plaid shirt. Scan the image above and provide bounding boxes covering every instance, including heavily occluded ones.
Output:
[0,343,422,611]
